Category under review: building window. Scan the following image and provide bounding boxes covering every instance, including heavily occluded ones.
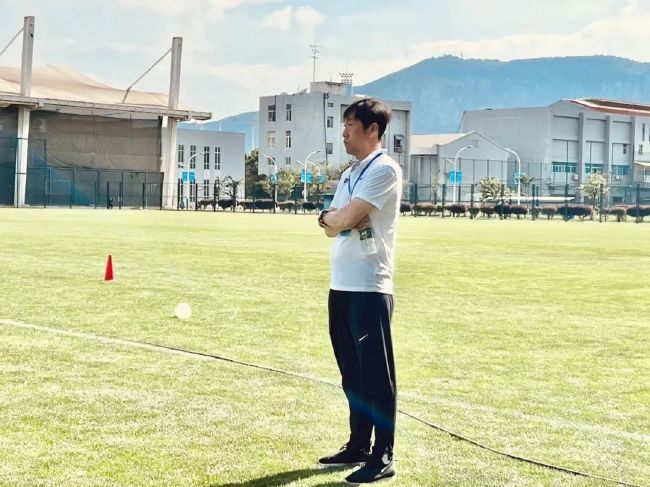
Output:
[326,142,333,155]
[552,162,577,173]
[394,135,404,153]
[327,102,334,108]
[470,139,479,148]
[267,131,276,148]
[327,116,334,128]
[285,130,292,148]
[203,147,210,169]
[177,144,185,167]
[612,165,629,176]
[584,164,603,174]
[285,156,291,166]
[286,104,292,121]
[204,179,210,198]
[639,144,644,155]
[189,145,196,169]
[643,123,646,141]
[623,144,628,154]
[214,147,221,171]
[178,178,184,198]
[268,104,276,122]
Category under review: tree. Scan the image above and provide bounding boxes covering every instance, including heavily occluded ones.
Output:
[478,176,511,202]
[244,149,263,197]
[580,173,609,207]
[519,174,536,196]
[222,176,242,209]
[276,169,298,200]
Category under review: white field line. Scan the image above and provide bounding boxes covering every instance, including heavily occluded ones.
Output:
[1,318,649,445]
[0,318,214,362]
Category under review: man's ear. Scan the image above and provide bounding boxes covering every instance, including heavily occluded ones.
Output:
[368,122,379,138]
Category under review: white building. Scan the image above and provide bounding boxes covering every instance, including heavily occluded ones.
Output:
[461,98,650,203]
[410,131,510,201]
[257,82,411,180]
[176,128,245,206]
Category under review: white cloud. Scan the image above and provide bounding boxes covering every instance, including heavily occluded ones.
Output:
[262,6,294,31]
[294,6,325,31]
[407,5,650,63]
[262,5,325,32]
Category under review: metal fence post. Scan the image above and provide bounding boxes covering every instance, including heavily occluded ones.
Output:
[636,184,641,224]
[470,184,475,208]
[599,183,604,223]
[564,183,569,222]
[106,181,110,208]
[441,183,446,219]
[142,182,146,209]
[119,181,123,209]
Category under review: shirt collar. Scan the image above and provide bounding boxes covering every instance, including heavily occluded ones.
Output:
[351,148,384,172]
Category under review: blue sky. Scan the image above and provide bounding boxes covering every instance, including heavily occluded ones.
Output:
[1,0,649,119]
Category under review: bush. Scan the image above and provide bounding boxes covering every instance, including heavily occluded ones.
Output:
[480,205,495,218]
[572,204,594,220]
[254,199,276,211]
[530,207,541,219]
[302,201,320,212]
[413,202,435,216]
[400,201,412,215]
[218,198,236,210]
[509,205,528,219]
[626,205,650,220]
[238,199,254,211]
[278,201,295,212]
[468,207,480,219]
[556,204,594,220]
[608,206,627,222]
[493,203,512,218]
[541,206,557,220]
[446,203,467,217]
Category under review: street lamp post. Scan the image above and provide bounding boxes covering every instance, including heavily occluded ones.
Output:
[298,149,323,202]
[504,147,522,205]
[452,146,472,203]
[181,151,207,210]
[261,153,278,212]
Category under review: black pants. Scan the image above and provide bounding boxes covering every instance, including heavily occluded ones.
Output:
[328,290,396,455]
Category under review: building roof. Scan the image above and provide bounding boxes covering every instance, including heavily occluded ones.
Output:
[568,98,650,117]
[0,64,210,120]
[412,133,468,154]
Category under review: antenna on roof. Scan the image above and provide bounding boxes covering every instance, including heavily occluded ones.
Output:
[310,42,321,83]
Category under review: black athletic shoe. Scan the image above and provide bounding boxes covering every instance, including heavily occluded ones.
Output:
[318,443,371,467]
[344,452,395,484]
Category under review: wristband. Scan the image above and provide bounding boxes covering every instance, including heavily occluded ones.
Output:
[318,209,330,228]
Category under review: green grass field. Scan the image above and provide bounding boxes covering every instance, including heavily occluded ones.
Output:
[0,209,648,487]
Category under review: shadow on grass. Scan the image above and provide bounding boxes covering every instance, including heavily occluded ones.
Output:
[213,466,350,486]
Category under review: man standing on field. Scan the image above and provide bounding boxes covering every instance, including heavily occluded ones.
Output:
[316,98,402,484]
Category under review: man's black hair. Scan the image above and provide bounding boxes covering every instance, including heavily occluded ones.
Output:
[343,98,392,139]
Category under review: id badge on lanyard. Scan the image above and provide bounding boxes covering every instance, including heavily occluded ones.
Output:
[338,152,382,237]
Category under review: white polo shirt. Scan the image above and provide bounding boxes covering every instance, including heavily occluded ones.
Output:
[329,149,402,294]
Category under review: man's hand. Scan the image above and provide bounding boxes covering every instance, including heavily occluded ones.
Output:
[323,198,375,232]
[353,215,371,230]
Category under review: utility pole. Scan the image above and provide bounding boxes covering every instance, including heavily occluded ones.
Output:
[310,42,321,82]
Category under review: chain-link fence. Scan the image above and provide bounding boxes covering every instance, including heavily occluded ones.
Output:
[0,136,163,208]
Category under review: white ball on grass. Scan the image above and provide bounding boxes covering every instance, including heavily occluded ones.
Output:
[174,302,192,320]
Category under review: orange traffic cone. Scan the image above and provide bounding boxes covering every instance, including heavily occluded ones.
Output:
[104,255,114,281]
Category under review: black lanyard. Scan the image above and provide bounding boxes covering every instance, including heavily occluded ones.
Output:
[348,152,383,197]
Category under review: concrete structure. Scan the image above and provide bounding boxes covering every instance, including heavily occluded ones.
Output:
[410,131,509,201]
[0,16,210,208]
[462,98,650,203]
[175,128,245,206]
[257,82,411,181]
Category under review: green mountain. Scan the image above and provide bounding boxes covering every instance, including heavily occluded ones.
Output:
[192,55,650,144]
